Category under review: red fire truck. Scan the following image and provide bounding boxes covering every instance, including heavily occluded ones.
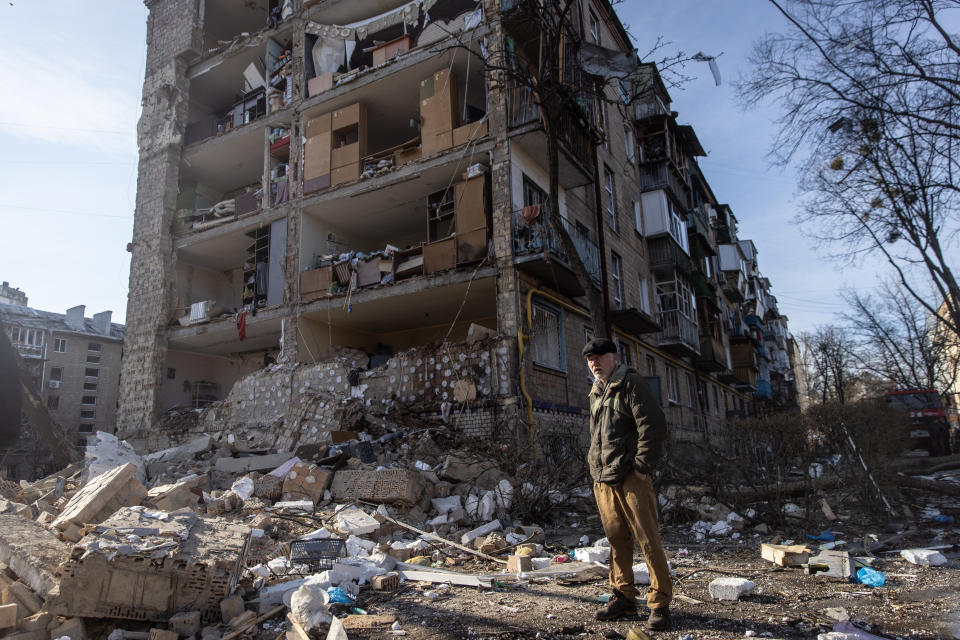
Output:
[884,389,952,456]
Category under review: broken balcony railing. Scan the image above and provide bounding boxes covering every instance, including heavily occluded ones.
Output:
[512,205,601,283]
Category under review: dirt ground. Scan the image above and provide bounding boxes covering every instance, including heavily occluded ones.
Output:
[319,517,960,640]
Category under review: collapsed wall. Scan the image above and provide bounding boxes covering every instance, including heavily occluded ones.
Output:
[131,338,515,453]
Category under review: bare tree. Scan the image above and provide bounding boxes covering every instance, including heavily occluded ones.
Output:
[844,279,960,391]
[802,325,858,404]
[738,0,960,345]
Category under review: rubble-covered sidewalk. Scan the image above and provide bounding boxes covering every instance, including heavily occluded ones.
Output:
[0,380,959,639]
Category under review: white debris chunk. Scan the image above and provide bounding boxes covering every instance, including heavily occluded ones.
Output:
[900,548,948,566]
[708,577,755,601]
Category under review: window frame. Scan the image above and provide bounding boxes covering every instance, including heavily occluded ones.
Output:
[81,395,97,406]
[87,342,102,352]
[530,301,566,372]
[54,337,67,353]
[588,8,600,45]
[611,252,623,309]
[84,368,99,378]
[47,395,59,410]
[603,167,617,231]
[49,367,63,382]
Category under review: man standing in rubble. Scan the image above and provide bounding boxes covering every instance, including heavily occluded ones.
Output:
[582,338,672,629]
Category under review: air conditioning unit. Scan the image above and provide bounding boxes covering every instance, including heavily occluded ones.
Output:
[48,380,61,389]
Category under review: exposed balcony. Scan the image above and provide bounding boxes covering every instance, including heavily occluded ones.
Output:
[733,366,759,390]
[656,309,699,357]
[691,271,717,306]
[756,379,773,400]
[639,161,689,202]
[721,270,746,303]
[512,205,600,298]
[506,85,594,188]
[696,335,727,372]
[648,236,691,276]
[14,343,44,359]
[730,341,759,370]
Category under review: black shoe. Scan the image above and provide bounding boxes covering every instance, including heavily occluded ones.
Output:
[647,608,671,631]
[596,590,638,620]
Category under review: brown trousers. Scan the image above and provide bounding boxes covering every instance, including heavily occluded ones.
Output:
[593,472,672,610]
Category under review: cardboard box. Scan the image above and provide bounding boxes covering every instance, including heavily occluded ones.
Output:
[453,119,488,146]
[303,174,330,194]
[332,103,364,131]
[300,267,332,298]
[331,142,361,170]
[456,228,488,264]
[308,72,334,97]
[761,543,810,567]
[421,129,453,156]
[331,164,360,186]
[305,113,332,138]
[424,238,456,273]
[356,258,381,287]
[393,146,421,166]
[372,35,413,66]
[303,131,331,180]
[235,191,260,216]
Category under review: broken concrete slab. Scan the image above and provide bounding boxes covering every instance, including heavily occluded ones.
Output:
[220,594,245,623]
[282,462,332,503]
[0,602,18,630]
[214,453,293,474]
[334,507,379,536]
[49,616,87,640]
[900,548,948,566]
[83,431,146,485]
[48,507,251,623]
[169,610,201,636]
[330,469,424,505]
[145,478,202,511]
[143,435,214,464]
[708,577,755,601]
[0,514,71,597]
[1,582,43,616]
[52,463,147,535]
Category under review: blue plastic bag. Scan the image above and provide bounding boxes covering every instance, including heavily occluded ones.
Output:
[327,586,355,604]
[932,515,955,524]
[856,567,885,587]
[806,529,836,542]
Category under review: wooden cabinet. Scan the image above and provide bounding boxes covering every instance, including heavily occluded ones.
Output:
[424,173,489,273]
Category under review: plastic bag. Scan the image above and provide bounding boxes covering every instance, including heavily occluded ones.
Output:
[856,567,886,587]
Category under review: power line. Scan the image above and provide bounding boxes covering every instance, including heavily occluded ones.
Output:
[0,204,131,220]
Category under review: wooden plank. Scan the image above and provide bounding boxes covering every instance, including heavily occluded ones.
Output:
[761,543,810,567]
[398,569,492,588]
[341,614,397,630]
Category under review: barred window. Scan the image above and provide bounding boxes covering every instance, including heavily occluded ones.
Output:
[530,303,564,371]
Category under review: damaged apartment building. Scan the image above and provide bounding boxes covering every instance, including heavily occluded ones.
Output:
[118,0,798,451]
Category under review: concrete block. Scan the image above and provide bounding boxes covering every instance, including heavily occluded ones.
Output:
[0,515,71,597]
[0,602,18,630]
[48,507,251,624]
[220,595,245,623]
[371,573,400,591]
[572,546,610,563]
[461,519,501,546]
[146,481,200,512]
[83,431,146,485]
[708,577,755,601]
[52,463,147,532]
[282,463,332,503]
[2,583,42,615]
[330,469,424,505]
[507,556,532,573]
[214,453,293,474]
[334,507,379,535]
[49,617,86,640]
[254,474,283,500]
[16,612,51,631]
[900,548,948,566]
[169,610,201,636]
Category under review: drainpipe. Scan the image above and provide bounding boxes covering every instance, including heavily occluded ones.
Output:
[591,140,611,336]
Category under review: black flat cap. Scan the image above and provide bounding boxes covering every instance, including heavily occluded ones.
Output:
[582,338,617,357]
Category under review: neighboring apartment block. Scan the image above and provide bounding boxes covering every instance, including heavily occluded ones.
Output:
[119,0,797,448]
[0,291,123,478]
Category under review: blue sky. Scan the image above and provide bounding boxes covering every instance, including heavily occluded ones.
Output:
[0,1,868,333]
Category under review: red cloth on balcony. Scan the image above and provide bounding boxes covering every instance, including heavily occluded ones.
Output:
[522,204,541,224]
[236,311,246,341]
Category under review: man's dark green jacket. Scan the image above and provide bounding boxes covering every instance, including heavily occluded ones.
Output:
[587,364,667,483]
